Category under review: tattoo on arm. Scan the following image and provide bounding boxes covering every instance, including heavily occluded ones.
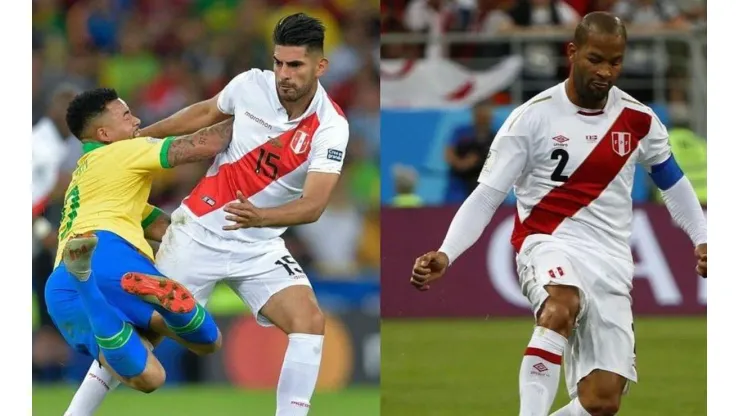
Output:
[167,118,234,167]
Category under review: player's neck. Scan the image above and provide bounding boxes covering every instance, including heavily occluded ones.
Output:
[565,78,607,110]
[280,82,319,121]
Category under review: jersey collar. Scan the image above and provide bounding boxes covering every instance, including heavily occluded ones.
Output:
[81,142,106,154]
[559,80,613,116]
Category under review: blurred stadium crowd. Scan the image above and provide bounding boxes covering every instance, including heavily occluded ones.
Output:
[33,0,379,381]
[380,0,706,207]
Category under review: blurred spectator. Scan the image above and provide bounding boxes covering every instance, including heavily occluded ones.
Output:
[391,164,423,207]
[509,0,580,97]
[294,175,365,277]
[611,0,690,102]
[403,0,461,58]
[32,84,82,381]
[444,101,496,203]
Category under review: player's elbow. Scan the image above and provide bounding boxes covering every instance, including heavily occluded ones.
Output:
[303,202,326,224]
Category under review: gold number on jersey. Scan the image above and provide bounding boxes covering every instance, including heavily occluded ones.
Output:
[59,185,81,240]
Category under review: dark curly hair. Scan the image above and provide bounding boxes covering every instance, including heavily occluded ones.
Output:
[66,88,119,141]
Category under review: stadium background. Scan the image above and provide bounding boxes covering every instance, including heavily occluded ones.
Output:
[32,0,379,414]
[379,0,706,415]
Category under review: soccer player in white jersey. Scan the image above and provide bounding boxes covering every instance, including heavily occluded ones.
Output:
[410,12,706,416]
[62,13,349,416]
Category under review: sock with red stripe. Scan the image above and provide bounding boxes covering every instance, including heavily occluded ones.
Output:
[519,326,567,416]
[549,397,590,416]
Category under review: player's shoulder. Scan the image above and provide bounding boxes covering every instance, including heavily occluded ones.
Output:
[228,68,273,90]
[611,87,665,134]
[316,86,349,132]
[612,87,656,117]
[501,84,561,133]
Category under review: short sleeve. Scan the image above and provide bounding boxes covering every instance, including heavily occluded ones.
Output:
[217,70,256,115]
[307,120,350,174]
[638,114,672,168]
[116,136,175,173]
[478,109,532,193]
[141,203,163,228]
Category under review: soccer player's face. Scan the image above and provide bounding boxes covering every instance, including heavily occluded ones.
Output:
[100,99,141,142]
[569,33,625,104]
[273,45,327,102]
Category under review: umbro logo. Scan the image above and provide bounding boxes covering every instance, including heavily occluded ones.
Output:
[551,135,569,147]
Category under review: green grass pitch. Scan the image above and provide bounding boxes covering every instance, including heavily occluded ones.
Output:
[32,385,379,415]
[381,317,706,415]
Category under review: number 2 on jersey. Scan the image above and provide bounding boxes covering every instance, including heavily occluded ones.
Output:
[256,148,280,180]
[550,149,570,182]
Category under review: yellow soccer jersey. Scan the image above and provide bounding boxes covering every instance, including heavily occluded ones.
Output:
[54,136,174,266]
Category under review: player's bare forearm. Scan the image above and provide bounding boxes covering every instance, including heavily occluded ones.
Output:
[258,196,327,227]
[223,172,340,230]
[139,96,231,138]
[143,211,171,242]
[167,118,234,167]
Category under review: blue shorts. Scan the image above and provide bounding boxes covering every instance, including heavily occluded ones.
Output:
[45,231,164,359]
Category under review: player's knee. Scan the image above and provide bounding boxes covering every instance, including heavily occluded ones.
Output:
[190,329,223,356]
[537,299,576,335]
[129,362,166,394]
[288,309,325,335]
[579,394,621,416]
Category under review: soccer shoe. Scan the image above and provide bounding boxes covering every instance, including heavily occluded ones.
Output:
[62,232,98,281]
[121,272,196,314]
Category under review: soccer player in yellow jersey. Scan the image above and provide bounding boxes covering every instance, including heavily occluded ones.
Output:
[44,88,233,399]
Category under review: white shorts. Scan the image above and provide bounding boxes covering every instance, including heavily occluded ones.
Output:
[155,208,312,327]
[516,239,637,399]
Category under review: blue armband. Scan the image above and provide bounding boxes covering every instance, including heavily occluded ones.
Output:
[649,154,684,190]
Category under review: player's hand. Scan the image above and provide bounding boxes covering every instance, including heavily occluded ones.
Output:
[695,243,707,278]
[410,251,450,291]
[223,191,264,230]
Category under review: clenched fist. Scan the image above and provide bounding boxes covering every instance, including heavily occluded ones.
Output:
[410,251,450,291]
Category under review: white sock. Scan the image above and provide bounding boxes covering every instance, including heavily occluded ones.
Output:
[64,360,121,416]
[550,398,590,415]
[519,326,568,416]
[276,333,324,416]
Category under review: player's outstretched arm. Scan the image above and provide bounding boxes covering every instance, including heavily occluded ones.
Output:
[649,155,707,277]
[139,95,231,139]
[222,172,340,230]
[410,184,509,290]
[166,118,234,167]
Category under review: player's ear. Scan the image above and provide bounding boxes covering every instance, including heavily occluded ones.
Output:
[96,126,111,144]
[567,43,577,65]
[316,56,328,77]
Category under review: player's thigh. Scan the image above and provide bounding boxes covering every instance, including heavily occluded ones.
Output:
[45,266,98,357]
[564,258,636,400]
[227,247,319,332]
[155,221,222,305]
[90,232,166,329]
[516,241,589,321]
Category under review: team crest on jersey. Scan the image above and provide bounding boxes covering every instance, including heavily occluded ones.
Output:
[290,130,310,154]
[611,132,632,157]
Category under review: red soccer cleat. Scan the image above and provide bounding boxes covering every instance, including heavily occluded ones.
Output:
[121,272,196,314]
